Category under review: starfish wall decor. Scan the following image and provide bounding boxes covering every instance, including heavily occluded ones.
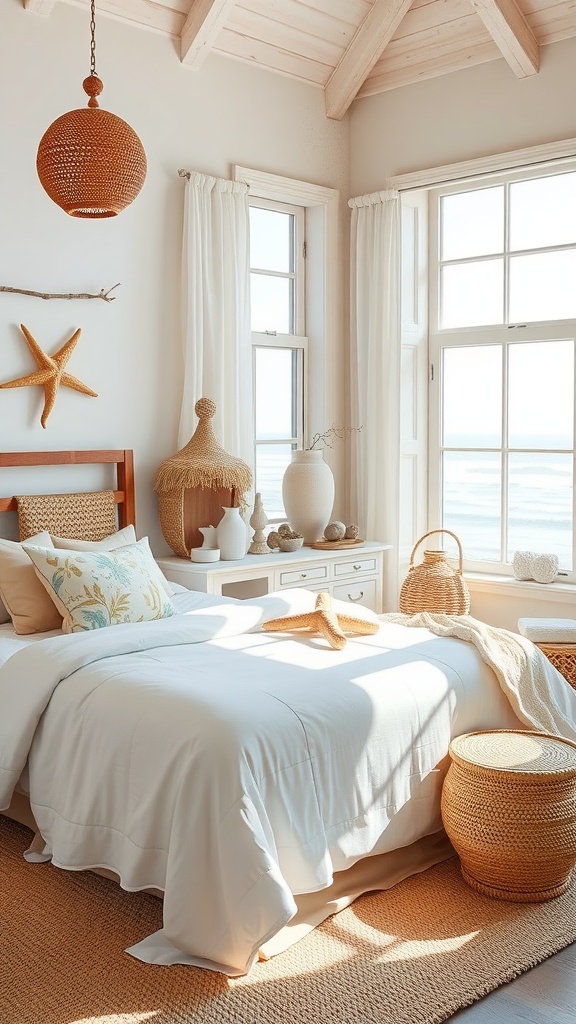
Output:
[0,324,98,428]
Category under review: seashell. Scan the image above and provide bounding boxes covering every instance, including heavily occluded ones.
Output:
[513,550,559,584]
[278,523,292,537]
[345,524,359,539]
[267,531,281,549]
[512,550,535,581]
[324,521,346,541]
[532,554,559,584]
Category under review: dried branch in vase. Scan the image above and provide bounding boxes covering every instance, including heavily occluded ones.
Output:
[307,425,363,450]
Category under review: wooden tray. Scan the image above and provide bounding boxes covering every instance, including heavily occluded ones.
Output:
[309,538,365,550]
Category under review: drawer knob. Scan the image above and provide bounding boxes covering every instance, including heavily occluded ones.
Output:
[300,572,307,578]
[353,564,362,571]
[348,591,363,602]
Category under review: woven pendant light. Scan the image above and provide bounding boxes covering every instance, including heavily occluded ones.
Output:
[36,0,146,218]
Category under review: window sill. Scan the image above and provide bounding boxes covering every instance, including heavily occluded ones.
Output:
[466,573,576,605]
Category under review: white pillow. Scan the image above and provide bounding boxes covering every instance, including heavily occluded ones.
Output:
[23,537,178,633]
[50,525,137,551]
[50,526,175,597]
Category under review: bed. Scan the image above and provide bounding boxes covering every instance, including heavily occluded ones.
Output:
[0,450,573,978]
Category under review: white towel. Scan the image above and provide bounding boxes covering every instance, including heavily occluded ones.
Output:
[517,617,576,643]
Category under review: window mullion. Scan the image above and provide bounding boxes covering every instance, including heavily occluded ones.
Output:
[503,182,510,325]
[501,343,509,563]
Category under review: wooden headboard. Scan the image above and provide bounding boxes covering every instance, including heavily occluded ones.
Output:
[0,450,136,530]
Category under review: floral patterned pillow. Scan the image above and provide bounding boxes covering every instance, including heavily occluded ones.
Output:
[22,537,178,633]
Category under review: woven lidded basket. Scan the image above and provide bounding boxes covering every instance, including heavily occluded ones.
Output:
[441,729,576,902]
[399,529,470,615]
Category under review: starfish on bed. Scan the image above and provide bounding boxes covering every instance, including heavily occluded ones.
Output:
[0,324,97,428]
[262,591,380,650]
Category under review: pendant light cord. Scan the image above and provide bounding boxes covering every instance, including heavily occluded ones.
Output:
[90,0,97,76]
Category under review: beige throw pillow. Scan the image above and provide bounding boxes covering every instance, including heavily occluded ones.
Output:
[0,532,61,634]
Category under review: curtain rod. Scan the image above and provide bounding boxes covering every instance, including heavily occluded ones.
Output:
[178,169,190,179]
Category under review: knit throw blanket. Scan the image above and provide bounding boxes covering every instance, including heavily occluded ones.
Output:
[381,612,576,743]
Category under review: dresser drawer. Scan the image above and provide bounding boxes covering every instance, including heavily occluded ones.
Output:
[279,564,328,587]
[332,578,378,611]
[333,556,377,579]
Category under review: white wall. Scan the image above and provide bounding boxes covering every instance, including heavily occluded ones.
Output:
[350,37,576,195]
[0,2,349,550]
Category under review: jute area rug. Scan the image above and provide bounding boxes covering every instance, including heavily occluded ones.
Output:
[2,816,576,1024]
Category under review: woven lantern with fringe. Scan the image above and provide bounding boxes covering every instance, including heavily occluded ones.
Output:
[36,0,146,218]
[155,398,253,558]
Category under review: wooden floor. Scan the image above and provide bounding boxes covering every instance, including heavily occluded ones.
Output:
[450,942,576,1023]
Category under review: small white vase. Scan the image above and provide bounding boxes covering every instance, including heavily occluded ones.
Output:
[199,526,218,549]
[282,449,335,544]
[216,506,247,560]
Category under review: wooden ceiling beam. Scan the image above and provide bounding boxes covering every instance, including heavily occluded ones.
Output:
[181,0,237,68]
[324,0,414,121]
[23,0,57,13]
[468,0,540,77]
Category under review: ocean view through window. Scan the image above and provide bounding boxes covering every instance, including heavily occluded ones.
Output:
[429,166,576,578]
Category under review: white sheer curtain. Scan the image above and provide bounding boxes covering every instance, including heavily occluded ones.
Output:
[178,171,252,468]
[349,189,401,611]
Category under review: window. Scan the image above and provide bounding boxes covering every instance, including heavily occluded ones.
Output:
[249,199,307,521]
[429,168,576,577]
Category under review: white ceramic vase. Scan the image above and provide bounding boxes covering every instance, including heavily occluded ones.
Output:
[199,526,218,549]
[216,506,247,560]
[282,449,335,544]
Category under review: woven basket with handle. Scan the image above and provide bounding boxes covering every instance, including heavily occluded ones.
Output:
[399,529,470,615]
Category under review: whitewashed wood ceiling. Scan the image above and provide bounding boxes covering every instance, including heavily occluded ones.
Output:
[23,0,576,119]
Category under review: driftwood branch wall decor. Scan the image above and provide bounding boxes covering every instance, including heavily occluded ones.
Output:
[0,283,120,302]
[0,324,98,428]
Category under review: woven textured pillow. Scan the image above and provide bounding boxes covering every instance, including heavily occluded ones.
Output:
[23,537,178,633]
[16,490,117,541]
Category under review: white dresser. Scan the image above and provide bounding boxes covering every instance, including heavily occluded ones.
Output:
[157,541,390,613]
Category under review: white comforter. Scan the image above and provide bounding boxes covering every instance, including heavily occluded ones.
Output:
[0,590,521,976]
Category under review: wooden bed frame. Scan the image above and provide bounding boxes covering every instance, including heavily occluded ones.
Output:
[0,450,136,530]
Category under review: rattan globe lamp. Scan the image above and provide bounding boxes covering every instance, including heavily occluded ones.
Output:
[36,1,146,218]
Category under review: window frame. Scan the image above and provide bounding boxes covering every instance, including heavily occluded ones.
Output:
[235,164,341,526]
[248,196,308,520]
[428,164,576,579]
[249,197,306,336]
